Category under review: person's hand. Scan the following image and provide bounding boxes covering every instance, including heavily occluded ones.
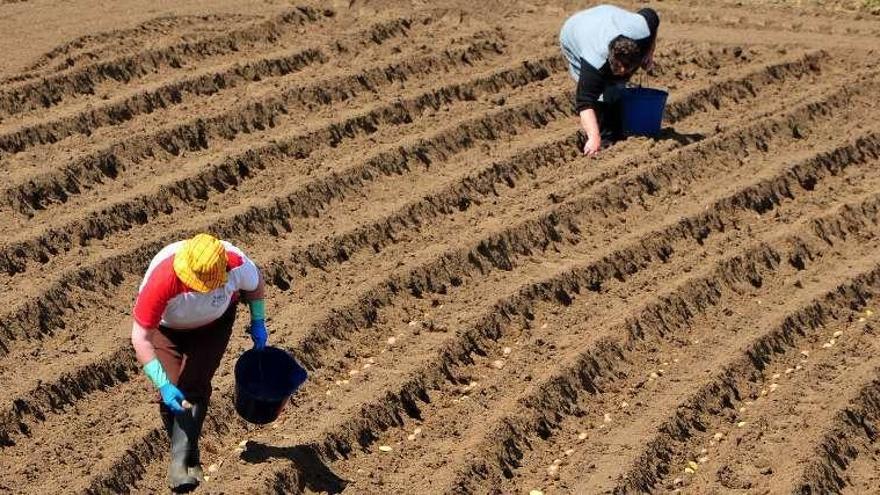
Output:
[159,383,188,414]
[249,319,268,350]
[583,134,601,157]
[642,55,655,72]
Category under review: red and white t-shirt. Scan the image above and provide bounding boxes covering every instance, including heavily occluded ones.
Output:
[133,241,260,330]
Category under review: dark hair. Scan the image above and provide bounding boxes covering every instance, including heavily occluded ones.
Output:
[638,8,660,34]
[608,36,641,74]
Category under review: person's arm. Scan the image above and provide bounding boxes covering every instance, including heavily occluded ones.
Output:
[641,37,656,71]
[575,61,606,156]
[131,320,189,413]
[131,263,189,413]
[637,8,660,71]
[240,263,269,349]
[132,321,158,365]
[579,109,601,156]
[242,269,266,302]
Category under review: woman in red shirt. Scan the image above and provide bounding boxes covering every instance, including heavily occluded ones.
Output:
[131,233,269,491]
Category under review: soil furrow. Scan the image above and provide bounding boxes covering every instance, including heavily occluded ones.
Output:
[0,60,860,360]
[0,378,159,493]
[554,253,880,495]
[0,43,811,217]
[662,313,880,495]
[0,70,868,450]
[0,37,800,159]
[0,12,428,135]
[663,7,880,39]
[0,13,257,85]
[0,90,567,286]
[199,78,880,492]
[49,53,852,492]
[334,135,880,493]
[0,46,868,495]
[511,191,880,494]
[266,79,878,372]
[0,346,136,448]
[3,2,879,494]
[0,47,325,154]
[0,6,331,118]
[0,81,570,350]
[250,135,880,494]
[251,51,848,311]
[0,45,811,279]
[420,142,880,493]
[794,371,880,494]
[82,114,876,495]
[421,210,880,495]
[611,258,880,495]
[0,14,444,156]
[0,49,554,220]
[5,94,576,458]
[663,50,825,122]
[18,14,261,75]
[0,37,520,277]
[0,93,574,451]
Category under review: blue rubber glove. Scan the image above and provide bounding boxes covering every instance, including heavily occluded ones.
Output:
[249,319,268,350]
[144,358,187,414]
[159,383,187,414]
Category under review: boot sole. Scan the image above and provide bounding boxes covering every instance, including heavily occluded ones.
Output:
[188,466,205,482]
[169,480,199,493]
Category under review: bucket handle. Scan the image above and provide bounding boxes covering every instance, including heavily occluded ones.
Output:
[628,72,646,90]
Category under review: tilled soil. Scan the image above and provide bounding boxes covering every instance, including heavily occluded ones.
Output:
[1,0,879,494]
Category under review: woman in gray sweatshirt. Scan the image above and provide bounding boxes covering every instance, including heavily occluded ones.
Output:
[560,5,660,156]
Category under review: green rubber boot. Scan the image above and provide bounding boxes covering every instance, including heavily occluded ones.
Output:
[162,405,200,493]
[186,400,209,481]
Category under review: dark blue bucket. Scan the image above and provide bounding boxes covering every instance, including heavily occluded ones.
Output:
[620,87,668,137]
[234,346,307,424]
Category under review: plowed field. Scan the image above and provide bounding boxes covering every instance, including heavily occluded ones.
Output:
[1,0,879,493]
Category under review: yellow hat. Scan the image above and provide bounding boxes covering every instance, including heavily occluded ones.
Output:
[173,233,227,293]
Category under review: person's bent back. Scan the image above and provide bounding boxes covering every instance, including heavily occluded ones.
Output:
[559,4,660,156]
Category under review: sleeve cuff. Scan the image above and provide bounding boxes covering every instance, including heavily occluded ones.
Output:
[143,358,170,389]
[248,299,266,321]
[133,313,159,330]
[576,102,596,113]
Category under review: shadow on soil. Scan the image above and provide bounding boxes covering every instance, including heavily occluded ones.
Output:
[655,126,706,145]
[241,441,349,493]
[576,126,706,151]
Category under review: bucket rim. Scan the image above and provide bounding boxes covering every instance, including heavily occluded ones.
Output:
[235,346,307,399]
[621,86,668,98]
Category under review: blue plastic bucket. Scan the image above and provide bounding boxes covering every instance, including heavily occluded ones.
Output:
[620,87,668,137]
[234,347,307,424]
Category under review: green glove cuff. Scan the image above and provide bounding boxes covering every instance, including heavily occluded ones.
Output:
[143,358,170,389]
[248,299,266,321]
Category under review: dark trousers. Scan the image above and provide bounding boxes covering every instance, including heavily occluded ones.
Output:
[153,304,236,401]
[571,83,625,149]
[596,100,624,140]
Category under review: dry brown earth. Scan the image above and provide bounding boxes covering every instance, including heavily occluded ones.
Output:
[0,0,879,493]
